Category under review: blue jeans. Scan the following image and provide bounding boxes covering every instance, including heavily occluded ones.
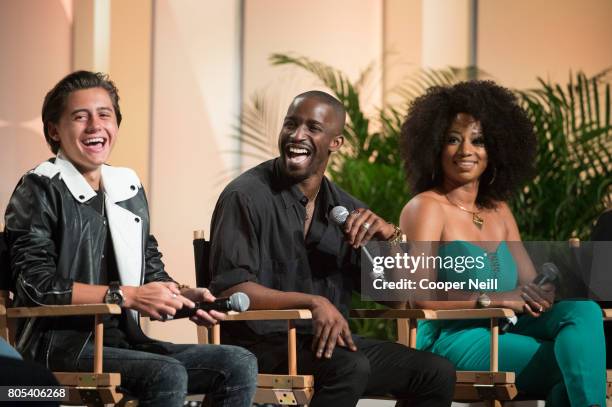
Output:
[0,337,21,360]
[76,342,257,407]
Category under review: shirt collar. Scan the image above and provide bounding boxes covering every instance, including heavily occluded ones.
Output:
[272,158,306,209]
[55,152,140,204]
[271,158,341,220]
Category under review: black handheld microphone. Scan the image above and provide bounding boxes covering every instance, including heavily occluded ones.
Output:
[533,262,559,286]
[501,262,559,332]
[329,206,382,280]
[163,292,250,320]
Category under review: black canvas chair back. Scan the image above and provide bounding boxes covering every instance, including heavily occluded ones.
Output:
[193,231,212,287]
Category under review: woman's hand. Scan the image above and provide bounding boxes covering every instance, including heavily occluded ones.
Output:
[499,284,555,317]
[520,283,555,316]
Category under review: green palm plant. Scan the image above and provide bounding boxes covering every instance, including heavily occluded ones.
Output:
[514,71,612,240]
[234,53,611,338]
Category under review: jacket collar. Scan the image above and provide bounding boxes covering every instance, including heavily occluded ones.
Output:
[55,153,140,204]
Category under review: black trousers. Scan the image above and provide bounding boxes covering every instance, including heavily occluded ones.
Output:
[245,334,455,407]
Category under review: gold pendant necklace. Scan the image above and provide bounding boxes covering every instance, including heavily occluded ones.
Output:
[445,195,484,229]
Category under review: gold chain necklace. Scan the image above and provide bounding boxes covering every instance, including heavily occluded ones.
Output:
[445,194,484,229]
[304,187,321,221]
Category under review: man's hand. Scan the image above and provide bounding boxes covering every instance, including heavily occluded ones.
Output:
[180,286,227,327]
[343,208,395,249]
[123,281,193,320]
[310,296,357,358]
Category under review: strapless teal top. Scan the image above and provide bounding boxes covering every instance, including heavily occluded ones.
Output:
[416,241,518,350]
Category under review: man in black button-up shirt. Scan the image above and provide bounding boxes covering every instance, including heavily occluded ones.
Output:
[210,91,455,406]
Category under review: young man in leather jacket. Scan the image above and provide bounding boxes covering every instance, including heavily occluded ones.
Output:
[4,71,257,407]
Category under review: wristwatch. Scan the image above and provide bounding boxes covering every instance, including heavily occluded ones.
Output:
[477,293,491,308]
[105,281,124,306]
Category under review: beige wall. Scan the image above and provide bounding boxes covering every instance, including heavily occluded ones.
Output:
[108,0,152,190]
[241,0,384,170]
[383,0,422,107]
[148,0,243,342]
[0,0,72,215]
[478,0,612,88]
[422,0,473,69]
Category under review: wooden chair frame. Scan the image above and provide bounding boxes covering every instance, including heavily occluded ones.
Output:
[193,230,315,405]
[351,308,518,407]
[0,294,125,405]
[206,310,315,405]
[0,224,127,406]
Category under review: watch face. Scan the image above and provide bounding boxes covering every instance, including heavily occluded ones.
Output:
[107,292,122,304]
[105,285,124,306]
[478,294,491,308]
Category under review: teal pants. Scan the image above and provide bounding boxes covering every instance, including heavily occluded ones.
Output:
[425,300,606,406]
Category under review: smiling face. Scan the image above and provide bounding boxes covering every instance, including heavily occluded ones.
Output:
[440,113,488,186]
[277,96,344,182]
[48,87,118,175]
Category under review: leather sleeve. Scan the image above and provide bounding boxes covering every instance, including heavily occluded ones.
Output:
[143,233,174,283]
[5,174,74,305]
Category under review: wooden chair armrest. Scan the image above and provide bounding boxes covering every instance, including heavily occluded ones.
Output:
[6,304,120,376]
[7,304,121,318]
[602,308,612,320]
[216,309,311,377]
[223,309,312,321]
[431,308,515,320]
[350,308,436,319]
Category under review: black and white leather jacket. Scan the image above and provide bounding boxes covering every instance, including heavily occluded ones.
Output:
[4,154,173,368]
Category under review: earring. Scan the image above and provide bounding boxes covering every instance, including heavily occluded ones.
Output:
[489,167,497,185]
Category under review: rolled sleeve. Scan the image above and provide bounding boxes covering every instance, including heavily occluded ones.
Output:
[209,191,260,295]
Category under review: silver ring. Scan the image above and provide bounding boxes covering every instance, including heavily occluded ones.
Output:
[538,305,543,313]
[361,222,371,231]
[171,293,177,298]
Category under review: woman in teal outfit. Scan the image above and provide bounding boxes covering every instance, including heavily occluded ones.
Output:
[398,81,606,406]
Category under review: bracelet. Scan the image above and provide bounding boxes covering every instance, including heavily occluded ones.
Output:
[387,223,403,244]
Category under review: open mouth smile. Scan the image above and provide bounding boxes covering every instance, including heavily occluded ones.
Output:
[455,160,477,170]
[81,136,108,152]
[285,144,312,165]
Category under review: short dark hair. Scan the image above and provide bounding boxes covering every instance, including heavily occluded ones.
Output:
[293,90,346,131]
[400,80,536,208]
[41,71,122,154]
